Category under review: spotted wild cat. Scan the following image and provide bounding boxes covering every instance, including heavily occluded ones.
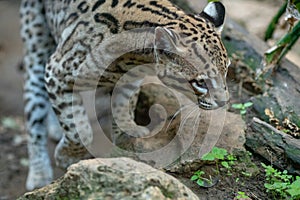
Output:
[20,0,230,190]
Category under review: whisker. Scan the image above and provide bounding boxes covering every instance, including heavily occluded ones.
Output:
[167,102,195,121]
[174,108,200,154]
[179,106,199,133]
[191,111,201,134]
[165,103,196,133]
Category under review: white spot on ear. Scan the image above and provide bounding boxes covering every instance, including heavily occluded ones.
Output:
[203,2,218,18]
[215,25,224,33]
[200,2,225,33]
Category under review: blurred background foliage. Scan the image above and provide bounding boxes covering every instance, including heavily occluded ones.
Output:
[262,0,300,75]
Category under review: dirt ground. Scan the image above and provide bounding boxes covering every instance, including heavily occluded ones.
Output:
[0,0,299,199]
[0,1,63,199]
[0,1,28,199]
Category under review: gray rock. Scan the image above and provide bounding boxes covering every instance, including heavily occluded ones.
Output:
[18,157,199,200]
[165,111,246,174]
[97,82,247,174]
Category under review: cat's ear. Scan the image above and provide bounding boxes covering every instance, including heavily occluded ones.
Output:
[198,1,226,33]
[154,27,183,53]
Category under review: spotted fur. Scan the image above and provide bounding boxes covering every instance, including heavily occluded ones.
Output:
[20,0,230,190]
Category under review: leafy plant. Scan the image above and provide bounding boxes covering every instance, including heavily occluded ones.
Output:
[286,177,300,198]
[190,170,212,187]
[201,147,237,173]
[262,163,300,199]
[223,154,237,169]
[231,102,253,115]
[202,147,227,161]
[191,147,238,187]
[235,191,250,200]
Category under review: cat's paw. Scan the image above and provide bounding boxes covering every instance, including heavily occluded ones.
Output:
[26,158,53,190]
[54,139,88,169]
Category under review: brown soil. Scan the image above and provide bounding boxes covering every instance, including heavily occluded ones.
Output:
[0,0,298,199]
[171,154,274,200]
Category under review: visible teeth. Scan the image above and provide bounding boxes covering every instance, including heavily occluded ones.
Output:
[199,99,212,109]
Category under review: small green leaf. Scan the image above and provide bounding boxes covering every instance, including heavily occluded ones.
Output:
[261,162,269,169]
[212,147,227,159]
[201,153,215,161]
[287,187,300,197]
[196,179,205,186]
[226,154,237,161]
[240,110,247,115]
[191,175,199,181]
[229,161,234,165]
[264,183,273,190]
[282,129,290,133]
[244,102,253,108]
[232,104,243,109]
[221,161,230,169]
[236,191,250,199]
[287,178,300,197]
[196,170,205,176]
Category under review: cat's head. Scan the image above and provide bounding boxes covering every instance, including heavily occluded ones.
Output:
[154,1,230,109]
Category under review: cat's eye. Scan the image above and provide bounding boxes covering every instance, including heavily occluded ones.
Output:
[190,79,208,95]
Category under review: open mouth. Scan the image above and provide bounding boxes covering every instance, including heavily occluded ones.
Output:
[199,99,213,110]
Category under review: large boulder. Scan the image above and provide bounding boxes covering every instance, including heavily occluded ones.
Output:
[18,157,199,200]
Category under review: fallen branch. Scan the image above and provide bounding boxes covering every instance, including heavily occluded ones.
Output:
[246,117,300,175]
